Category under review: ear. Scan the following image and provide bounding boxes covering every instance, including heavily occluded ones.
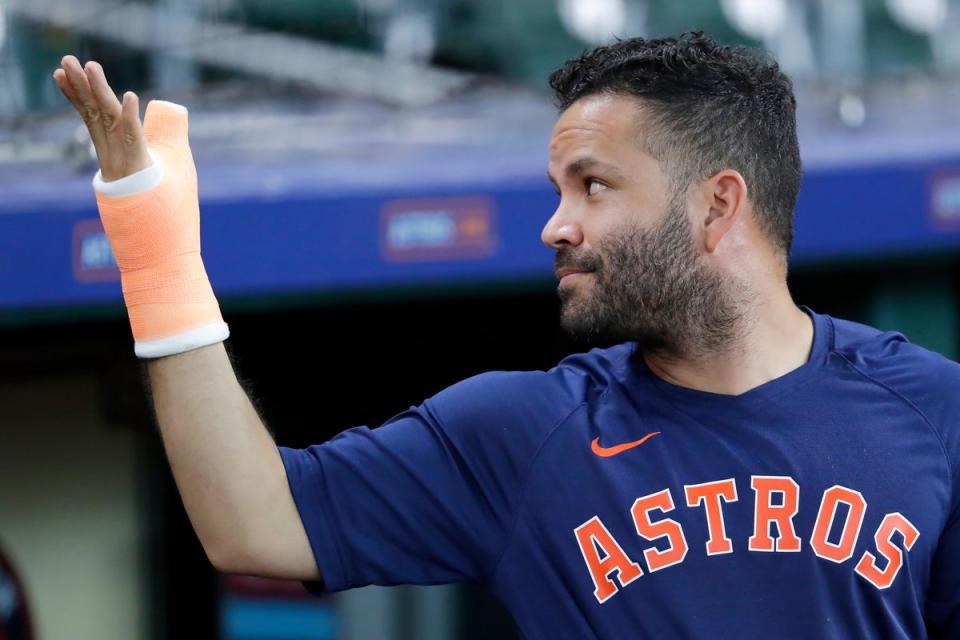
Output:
[701,170,748,253]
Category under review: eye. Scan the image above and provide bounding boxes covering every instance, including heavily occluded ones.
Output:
[585,179,607,196]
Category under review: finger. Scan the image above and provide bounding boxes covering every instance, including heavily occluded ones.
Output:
[83,61,125,161]
[121,92,152,174]
[61,55,109,158]
[52,68,82,111]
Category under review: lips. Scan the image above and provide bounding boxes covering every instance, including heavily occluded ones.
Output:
[556,267,593,280]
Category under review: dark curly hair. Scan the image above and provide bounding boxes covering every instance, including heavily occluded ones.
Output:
[549,31,801,259]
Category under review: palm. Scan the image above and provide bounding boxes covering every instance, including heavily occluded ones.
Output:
[52,56,153,181]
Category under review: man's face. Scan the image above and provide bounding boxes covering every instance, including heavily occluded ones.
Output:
[543,93,734,355]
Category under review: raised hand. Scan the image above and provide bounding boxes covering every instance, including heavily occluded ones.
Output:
[52,55,152,181]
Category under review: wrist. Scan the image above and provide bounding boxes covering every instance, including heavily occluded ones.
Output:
[93,149,163,197]
[133,321,230,359]
[120,252,229,358]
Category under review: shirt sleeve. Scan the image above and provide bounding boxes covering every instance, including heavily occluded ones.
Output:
[850,335,960,637]
[924,360,960,639]
[905,348,960,639]
[277,370,579,592]
[926,504,960,638]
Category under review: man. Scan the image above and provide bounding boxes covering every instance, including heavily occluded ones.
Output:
[53,32,958,638]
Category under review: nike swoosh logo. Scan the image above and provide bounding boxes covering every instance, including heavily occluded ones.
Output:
[591,432,661,457]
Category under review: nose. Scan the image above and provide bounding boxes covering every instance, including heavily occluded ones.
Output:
[541,204,583,249]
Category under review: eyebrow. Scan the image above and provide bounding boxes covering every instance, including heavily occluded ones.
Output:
[546,157,626,187]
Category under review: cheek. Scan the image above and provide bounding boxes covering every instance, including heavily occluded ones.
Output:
[581,199,634,248]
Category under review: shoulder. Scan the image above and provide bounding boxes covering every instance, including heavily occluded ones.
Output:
[827,313,960,460]
[423,342,632,446]
[829,314,960,393]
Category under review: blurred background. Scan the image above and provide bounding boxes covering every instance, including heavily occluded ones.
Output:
[1,0,959,638]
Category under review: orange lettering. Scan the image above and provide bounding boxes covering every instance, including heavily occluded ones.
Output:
[685,479,738,555]
[810,485,866,563]
[574,516,643,603]
[855,512,919,589]
[631,489,689,572]
[748,476,801,552]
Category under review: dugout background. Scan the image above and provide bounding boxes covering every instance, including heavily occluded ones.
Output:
[4,1,960,636]
[0,260,956,640]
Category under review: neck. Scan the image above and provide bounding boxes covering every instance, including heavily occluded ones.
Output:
[641,285,814,396]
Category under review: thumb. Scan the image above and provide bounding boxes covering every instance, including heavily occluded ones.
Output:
[143,100,189,146]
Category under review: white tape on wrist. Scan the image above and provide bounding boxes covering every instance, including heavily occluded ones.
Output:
[134,322,231,359]
[93,149,163,197]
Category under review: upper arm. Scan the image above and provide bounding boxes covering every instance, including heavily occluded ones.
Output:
[901,351,960,637]
[277,401,522,590]
[850,337,960,636]
[926,507,960,638]
[276,369,580,592]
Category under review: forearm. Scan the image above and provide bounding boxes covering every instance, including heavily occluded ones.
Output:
[146,342,315,578]
[53,60,318,580]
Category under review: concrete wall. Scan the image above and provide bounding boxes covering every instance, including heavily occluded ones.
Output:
[0,370,147,640]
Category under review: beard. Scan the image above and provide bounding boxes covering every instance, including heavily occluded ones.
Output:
[556,194,745,360]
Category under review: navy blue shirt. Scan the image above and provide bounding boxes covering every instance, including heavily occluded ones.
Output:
[279,309,960,639]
